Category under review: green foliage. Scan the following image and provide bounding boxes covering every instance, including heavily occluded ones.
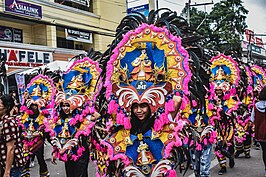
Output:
[189,0,248,56]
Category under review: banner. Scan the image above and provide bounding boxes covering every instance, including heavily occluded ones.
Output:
[127,4,149,17]
[65,28,93,43]
[0,26,23,43]
[15,74,25,103]
[67,0,90,7]
[5,0,42,19]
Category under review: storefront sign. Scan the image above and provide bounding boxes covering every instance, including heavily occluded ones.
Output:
[65,28,93,43]
[5,0,42,19]
[67,0,90,6]
[127,4,149,17]
[0,26,23,43]
[251,44,262,54]
[0,47,52,68]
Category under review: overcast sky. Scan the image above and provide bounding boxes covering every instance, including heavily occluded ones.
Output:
[128,0,266,43]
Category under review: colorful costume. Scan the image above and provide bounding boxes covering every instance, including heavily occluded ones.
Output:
[20,75,56,177]
[45,57,102,177]
[102,10,193,177]
[234,65,254,158]
[208,54,240,174]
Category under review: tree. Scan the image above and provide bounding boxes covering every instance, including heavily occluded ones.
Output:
[189,0,248,57]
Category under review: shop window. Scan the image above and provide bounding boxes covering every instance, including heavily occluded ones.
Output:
[57,37,74,49]
[0,26,23,43]
[55,0,93,12]
[75,44,84,50]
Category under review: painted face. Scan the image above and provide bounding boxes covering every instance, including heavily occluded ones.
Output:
[30,104,39,115]
[62,102,71,115]
[215,89,223,97]
[132,103,149,121]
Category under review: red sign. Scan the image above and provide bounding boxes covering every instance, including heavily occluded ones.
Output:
[255,37,264,48]
[245,29,255,43]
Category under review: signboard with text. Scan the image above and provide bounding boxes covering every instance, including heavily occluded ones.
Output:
[127,4,149,17]
[244,29,264,49]
[0,26,23,43]
[67,0,90,7]
[0,47,52,68]
[5,0,42,19]
[65,28,93,43]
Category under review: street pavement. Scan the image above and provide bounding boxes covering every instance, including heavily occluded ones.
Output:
[30,143,264,177]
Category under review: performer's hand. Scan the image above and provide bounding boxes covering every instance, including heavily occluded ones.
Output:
[51,153,57,165]
[3,170,10,177]
[59,148,67,155]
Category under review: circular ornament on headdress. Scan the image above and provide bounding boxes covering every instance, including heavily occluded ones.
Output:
[251,65,266,91]
[105,24,191,115]
[210,54,240,91]
[23,75,56,109]
[55,57,102,112]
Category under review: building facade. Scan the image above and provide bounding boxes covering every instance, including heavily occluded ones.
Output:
[0,0,126,92]
[0,0,126,73]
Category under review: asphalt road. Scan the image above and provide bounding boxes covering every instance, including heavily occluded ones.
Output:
[29,143,264,177]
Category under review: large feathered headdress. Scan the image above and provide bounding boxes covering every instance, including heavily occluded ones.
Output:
[21,74,56,111]
[210,54,240,93]
[105,22,192,130]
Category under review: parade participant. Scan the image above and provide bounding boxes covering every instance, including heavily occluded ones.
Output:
[250,65,266,150]
[20,75,56,177]
[45,57,102,177]
[251,86,266,176]
[102,9,192,177]
[234,66,253,158]
[0,94,26,177]
[208,54,240,175]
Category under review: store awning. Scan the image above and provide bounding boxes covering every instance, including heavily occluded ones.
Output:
[18,60,72,75]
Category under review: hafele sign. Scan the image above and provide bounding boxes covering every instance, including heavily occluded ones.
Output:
[65,28,92,43]
[0,47,52,68]
[5,0,42,19]
[0,25,23,43]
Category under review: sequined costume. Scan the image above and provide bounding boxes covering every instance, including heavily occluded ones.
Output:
[208,54,240,175]
[20,75,56,177]
[100,10,193,177]
[45,57,102,177]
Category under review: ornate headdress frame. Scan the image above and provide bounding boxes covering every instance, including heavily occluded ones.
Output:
[22,74,56,110]
[105,24,191,124]
[250,65,266,92]
[55,57,102,112]
[210,54,240,92]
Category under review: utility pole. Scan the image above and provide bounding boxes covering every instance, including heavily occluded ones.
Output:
[187,0,191,26]
[186,0,214,26]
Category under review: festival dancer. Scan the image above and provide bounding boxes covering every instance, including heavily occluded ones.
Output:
[208,54,240,175]
[45,56,102,177]
[250,65,266,150]
[101,9,193,177]
[234,65,254,158]
[20,75,55,177]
